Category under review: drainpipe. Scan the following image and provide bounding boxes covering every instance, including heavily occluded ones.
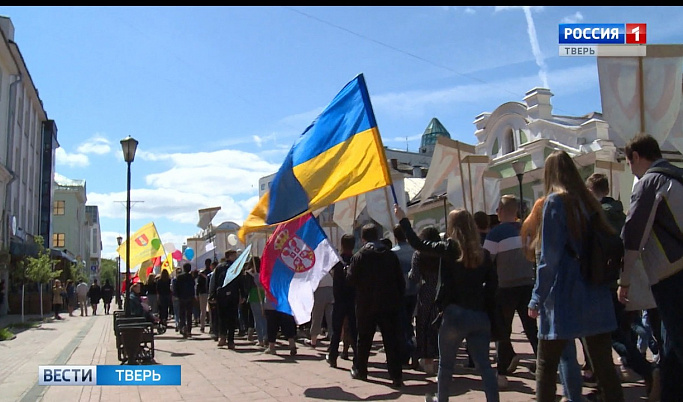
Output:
[3,74,21,251]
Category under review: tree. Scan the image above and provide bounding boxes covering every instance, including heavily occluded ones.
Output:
[25,235,61,318]
[67,260,87,283]
[99,258,117,288]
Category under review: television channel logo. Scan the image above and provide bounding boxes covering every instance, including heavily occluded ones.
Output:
[559,24,646,44]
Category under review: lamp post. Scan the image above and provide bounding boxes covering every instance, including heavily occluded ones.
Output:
[121,136,138,317]
[116,235,123,309]
[511,160,526,220]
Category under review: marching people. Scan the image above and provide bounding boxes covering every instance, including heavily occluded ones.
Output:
[245,256,267,348]
[618,133,683,400]
[409,225,442,376]
[527,150,623,402]
[391,223,419,369]
[326,234,358,368]
[174,263,196,338]
[396,205,499,402]
[157,269,172,327]
[65,279,76,317]
[209,250,243,349]
[87,279,101,316]
[52,279,65,320]
[196,258,211,333]
[346,223,405,389]
[76,279,88,316]
[483,194,539,387]
[101,279,114,315]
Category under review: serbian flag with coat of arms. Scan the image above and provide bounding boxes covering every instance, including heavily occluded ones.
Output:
[260,213,341,324]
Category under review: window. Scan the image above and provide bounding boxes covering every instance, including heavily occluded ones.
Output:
[53,200,65,215]
[504,129,516,154]
[53,233,65,248]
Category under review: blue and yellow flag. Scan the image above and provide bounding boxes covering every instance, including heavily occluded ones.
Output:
[238,74,392,242]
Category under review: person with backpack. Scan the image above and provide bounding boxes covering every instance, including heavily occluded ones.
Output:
[527,150,623,402]
[618,133,683,401]
[586,173,660,400]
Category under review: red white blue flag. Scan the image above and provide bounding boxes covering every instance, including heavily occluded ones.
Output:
[260,213,341,324]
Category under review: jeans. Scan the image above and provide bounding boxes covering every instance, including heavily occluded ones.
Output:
[178,298,193,334]
[172,297,180,328]
[650,268,683,401]
[536,332,623,402]
[557,340,585,402]
[495,285,539,374]
[637,308,661,355]
[249,301,267,342]
[610,297,653,383]
[436,304,498,402]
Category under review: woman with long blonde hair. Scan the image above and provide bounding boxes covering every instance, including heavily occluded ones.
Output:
[395,206,499,402]
[527,150,623,402]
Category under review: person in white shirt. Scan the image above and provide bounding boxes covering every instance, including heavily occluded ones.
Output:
[75,280,89,316]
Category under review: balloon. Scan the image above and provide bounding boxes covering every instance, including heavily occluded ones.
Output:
[172,250,182,261]
[184,247,195,260]
[151,238,161,250]
[163,242,176,253]
[227,234,237,246]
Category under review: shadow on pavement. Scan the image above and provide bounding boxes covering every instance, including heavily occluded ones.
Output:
[304,385,402,400]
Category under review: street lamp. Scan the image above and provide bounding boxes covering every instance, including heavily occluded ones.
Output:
[121,136,138,317]
[116,235,123,309]
[511,160,526,220]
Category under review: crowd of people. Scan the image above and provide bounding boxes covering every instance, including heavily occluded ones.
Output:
[52,278,114,319]
[47,132,678,401]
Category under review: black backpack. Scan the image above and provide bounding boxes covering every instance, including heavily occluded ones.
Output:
[569,212,624,286]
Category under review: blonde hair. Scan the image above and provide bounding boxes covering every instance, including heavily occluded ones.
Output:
[521,196,546,262]
[447,209,484,269]
[544,150,614,240]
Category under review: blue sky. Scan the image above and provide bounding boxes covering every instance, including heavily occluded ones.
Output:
[2,6,683,260]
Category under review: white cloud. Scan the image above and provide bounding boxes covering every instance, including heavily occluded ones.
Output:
[76,135,111,155]
[561,12,584,24]
[56,147,89,168]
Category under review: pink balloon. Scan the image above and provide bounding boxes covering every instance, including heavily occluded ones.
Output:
[172,250,183,260]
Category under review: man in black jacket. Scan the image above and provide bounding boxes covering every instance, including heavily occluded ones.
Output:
[197,258,212,333]
[326,234,357,369]
[346,223,405,389]
[209,250,242,349]
[174,263,196,338]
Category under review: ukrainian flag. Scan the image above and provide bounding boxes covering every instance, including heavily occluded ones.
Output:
[238,74,392,242]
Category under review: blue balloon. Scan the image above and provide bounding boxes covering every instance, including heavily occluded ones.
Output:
[184,247,194,260]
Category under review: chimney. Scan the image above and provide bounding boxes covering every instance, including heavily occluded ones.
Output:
[524,87,553,120]
[0,16,15,41]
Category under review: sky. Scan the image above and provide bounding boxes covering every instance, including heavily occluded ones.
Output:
[2,6,683,261]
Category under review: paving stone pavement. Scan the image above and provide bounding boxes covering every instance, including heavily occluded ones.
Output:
[0,311,652,401]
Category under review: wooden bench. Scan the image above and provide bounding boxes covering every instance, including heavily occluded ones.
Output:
[113,310,155,364]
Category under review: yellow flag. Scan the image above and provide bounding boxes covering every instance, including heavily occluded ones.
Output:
[160,252,174,273]
[117,222,165,270]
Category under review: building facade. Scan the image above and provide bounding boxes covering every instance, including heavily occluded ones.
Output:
[0,16,59,315]
[52,174,87,279]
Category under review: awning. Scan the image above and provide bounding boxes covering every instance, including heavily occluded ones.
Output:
[49,249,77,263]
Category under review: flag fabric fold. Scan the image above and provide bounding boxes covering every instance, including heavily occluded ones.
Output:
[238,73,392,242]
[259,213,341,324]
[222,245,252,288]
[117,222,165,271]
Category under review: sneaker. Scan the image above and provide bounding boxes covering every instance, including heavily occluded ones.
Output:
[265,346,276,355]
[304,338,317,348]
[425,393,438,402]
[506,355,521,374]
[497,374,509,389]
[217,337,227,347]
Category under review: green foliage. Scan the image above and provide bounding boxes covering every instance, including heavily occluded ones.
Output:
[68,260,87,283]
[0,327,14,341]
[25,235,61,284]
[99,258,117,287]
